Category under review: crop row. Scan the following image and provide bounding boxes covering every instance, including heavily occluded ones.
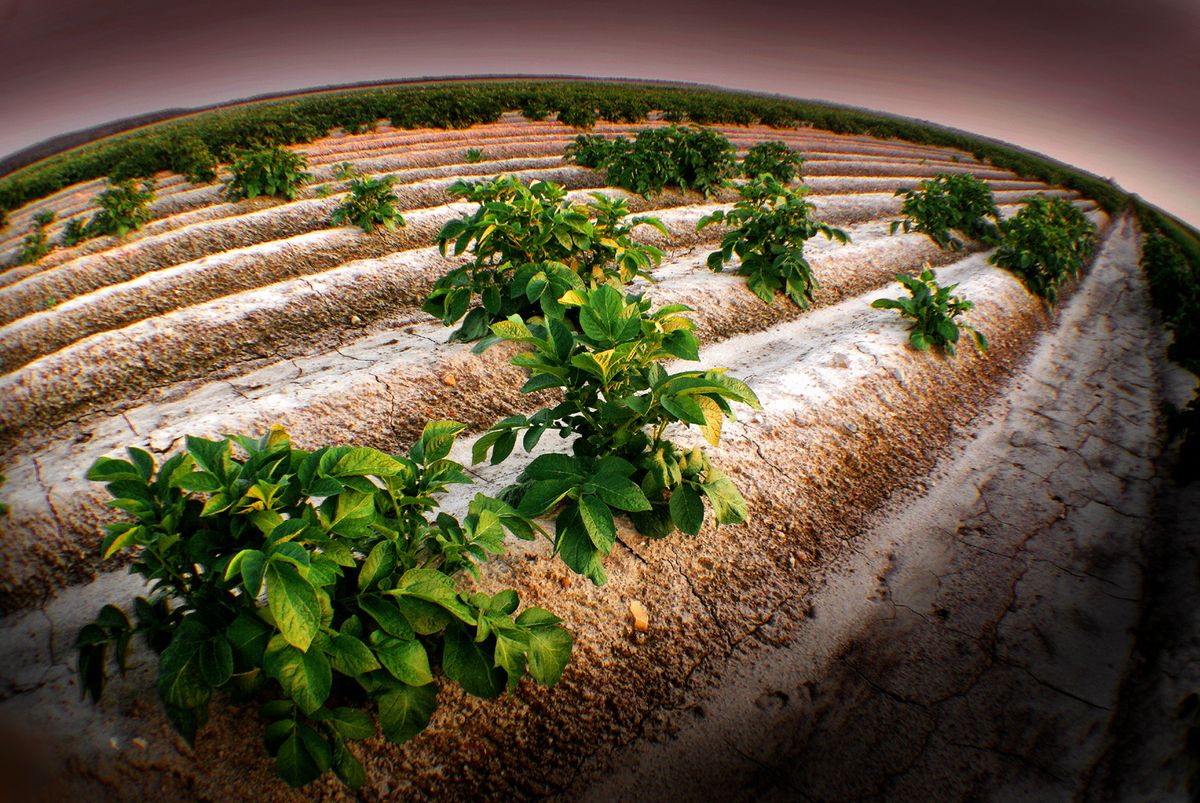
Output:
[0,80,1127,222]
[0,123,1006,267]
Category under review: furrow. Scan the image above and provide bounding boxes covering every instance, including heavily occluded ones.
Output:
[0,218,1132,799]
[0,218,1021,609]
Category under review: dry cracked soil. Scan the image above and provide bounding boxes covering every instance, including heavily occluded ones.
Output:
[0,115,1194,802]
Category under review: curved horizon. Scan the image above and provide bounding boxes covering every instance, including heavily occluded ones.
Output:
[0,0,1196,227]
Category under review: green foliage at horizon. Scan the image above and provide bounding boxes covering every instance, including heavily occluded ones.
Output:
[76,422,573,790]
[871,267,987,357]
[0,80,1131,224]
[698,174,849,308]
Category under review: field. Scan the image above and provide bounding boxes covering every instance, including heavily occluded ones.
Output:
[0,84,1196,801]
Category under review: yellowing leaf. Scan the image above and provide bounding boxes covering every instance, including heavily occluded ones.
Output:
[697,396,723,447]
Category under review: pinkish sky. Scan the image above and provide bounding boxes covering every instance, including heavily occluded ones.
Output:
[0,0,1196,226]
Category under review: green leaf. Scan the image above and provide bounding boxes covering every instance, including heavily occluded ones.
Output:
[315,707,376,741]
[377,683,438,745]
[266,562,321,651]
[275,722,330,788]
[263,635,332,715]
[227,611,271,666]
[589,472,652,512]
[358,594,416,639]
[525,622,573,687]
[86,456,142,483]
[372,634,434,686]
[411,420,466,463]
[516,478,576,517]
[577,494,616,553]
[174,470,223,493]
[328,633,381,677]
[389,569,475,625]
[556,506,607,585]
[442,624,504,698]
[157,621,211,710]
[669,484,705,536]
[358,540,397,592]
[199,635,234,688]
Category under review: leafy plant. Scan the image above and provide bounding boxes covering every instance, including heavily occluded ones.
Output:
[556,103,599,130]
[890,173,1000,250]
[465,148,488,164]
[76,422,573,789]
[17,212,54,264]
[564,125,737,196]
[169,135,219,184]
[870,267,987,356]
[225,147,312,202]
[60,218,88,247]
[423,176,667,342]
[742,141,805,183]
[332,162,358,181]
[84,179,155,238]
[698,173,849,308]
[991,195,1097,302]
[330,175,406,233]
[472,285,761,584]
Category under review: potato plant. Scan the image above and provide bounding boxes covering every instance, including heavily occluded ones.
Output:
[890,174,1000,251]
[84,179,155,238]
[17,212,54,264]
[225,146,312,202]
[60,218,88,247]
[465,148,487,163]
[424,176,667,341]
[330,175,406,233]
[698,174,849,308]
[76,422,572,789]
[742,141,805,183]
[991,195,1097,302]
[473,285,761,585]
[564,125,737,196]
[871,267,987,356]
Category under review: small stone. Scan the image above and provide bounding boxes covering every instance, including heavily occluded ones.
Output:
[443,374,457,386]
[349,314,363,325]
[560,574,571,589]
[629,600,650,632]
[109,737,119,750]
[131,738,147,750]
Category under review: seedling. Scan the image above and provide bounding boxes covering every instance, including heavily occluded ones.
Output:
[871,267,987,356]
[17,212,55,264]
[465,148,488,163]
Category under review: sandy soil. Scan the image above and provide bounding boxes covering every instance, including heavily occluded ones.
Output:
[0,117,1175,801]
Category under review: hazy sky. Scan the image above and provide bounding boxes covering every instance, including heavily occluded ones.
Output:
[0,0,1196,225]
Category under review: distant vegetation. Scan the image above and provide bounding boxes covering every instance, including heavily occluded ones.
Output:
[0,79,1131,220]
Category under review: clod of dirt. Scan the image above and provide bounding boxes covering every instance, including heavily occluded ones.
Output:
[630,600,650,632]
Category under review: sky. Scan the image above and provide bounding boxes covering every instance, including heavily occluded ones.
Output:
[0,0,1196,226]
